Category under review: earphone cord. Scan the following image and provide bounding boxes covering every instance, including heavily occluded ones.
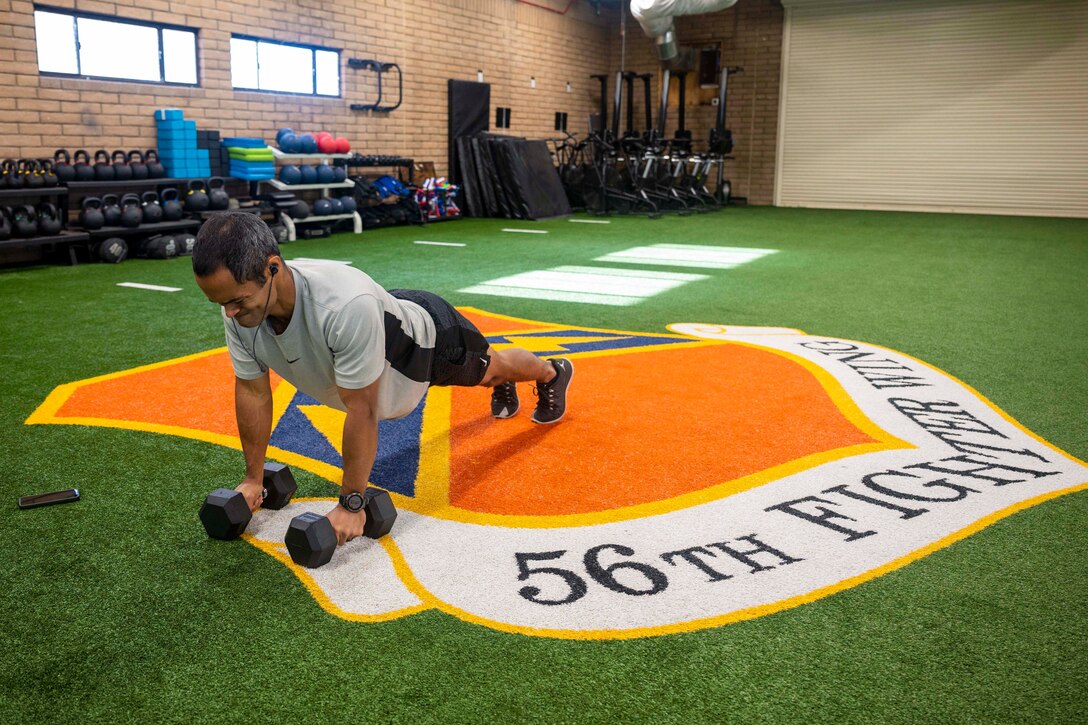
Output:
[252,274,275,370]
[233,270,277,373]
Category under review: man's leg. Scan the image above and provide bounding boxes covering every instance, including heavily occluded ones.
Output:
[479,346,555,387]
[481,347,573,425]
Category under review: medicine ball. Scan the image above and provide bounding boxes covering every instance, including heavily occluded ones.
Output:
[279,165,302,185]
[288,200,311,219]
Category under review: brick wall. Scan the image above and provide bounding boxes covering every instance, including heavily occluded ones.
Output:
[0,0,613,177]
[606,0,784,204]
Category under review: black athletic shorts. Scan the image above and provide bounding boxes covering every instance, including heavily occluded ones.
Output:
[388,289,490,387]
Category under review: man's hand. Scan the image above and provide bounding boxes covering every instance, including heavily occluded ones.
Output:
[326,504,367,545]
[236,478,266,512]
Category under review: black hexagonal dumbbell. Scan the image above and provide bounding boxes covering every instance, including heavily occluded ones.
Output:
[284,487,398,568]
[199,463,298,540]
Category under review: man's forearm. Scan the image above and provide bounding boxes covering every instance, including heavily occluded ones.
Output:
[340,403,379,495]
[235,377,273,481]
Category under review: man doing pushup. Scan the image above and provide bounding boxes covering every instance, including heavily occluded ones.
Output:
[193,212,572,549]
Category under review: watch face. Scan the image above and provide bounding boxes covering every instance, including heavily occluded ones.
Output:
[340,492,365,512]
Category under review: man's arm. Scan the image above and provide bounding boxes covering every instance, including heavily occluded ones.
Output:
[234,374,273,509]
[325,380,381,544]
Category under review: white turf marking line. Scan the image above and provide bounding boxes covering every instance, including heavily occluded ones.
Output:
[413,241,467,247]
[116,282,182,292]
[595,244,778,270]
[458,265,708,306]
[568,219,611,224]
[501,228,549,234]
[290,257,354,265]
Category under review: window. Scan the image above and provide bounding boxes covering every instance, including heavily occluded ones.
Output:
[33,6,198,85]
[230,36,340,97]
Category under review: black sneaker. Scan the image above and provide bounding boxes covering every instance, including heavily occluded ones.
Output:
[532,358,573,425]
[491,382,520,419]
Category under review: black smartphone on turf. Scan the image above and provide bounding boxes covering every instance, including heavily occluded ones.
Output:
[18,489,81,509]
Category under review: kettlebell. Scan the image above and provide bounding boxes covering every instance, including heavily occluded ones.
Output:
[145,150,166,178]
[0,207,11,240]
[279,165,302,185]
[174,232,196,256]
[128,150,149,180]
[160,187,184,221]
[207,177,230,210]
[37,202,63,236]
[79,197,105,230]
[119,194,143,228]
[93,149,115,181]
[141,191,164,223]
[316,164,335,184]
[22,160,45,189]
[94,237,128,264]
[185,180,210,212]
[53,150,76,184]
[137,234,177,259]
[2,159,22,188]
[112,150,133,181]
[13,205,39,237]
[73,150,95,181]
[38,159,58,187]
[299,165,318,184]
[101,194,122,226]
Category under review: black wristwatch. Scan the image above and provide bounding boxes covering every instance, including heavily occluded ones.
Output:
[338,491,366,513]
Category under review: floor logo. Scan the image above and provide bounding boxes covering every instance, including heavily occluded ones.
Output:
[26,309,1088,639]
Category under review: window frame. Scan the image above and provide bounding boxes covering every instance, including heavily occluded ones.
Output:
[33,4,200,87]
[230,34,341,98]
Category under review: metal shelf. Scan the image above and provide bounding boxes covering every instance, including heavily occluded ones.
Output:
[0,230,89,248]
[0,186,68,199]
[66,177,236,190]
[277,210,361,241]
[270,148,351,160]
[264,179,355,192]
[82,219,201,237]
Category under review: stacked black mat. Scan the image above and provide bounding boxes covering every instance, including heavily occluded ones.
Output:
[454,133,571,220]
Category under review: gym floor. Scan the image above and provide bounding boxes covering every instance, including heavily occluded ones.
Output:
[1,206,1086,722]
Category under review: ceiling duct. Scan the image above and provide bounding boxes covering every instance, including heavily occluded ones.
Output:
[630,0,738,62]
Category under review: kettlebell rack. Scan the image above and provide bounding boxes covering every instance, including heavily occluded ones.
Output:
[254,149,361,242]
[0,185,88,264]
[66,177,203,240]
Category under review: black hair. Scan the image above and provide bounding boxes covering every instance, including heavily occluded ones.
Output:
[192,211,280,285]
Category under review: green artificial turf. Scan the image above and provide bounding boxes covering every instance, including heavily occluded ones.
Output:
[1,207,1086,723]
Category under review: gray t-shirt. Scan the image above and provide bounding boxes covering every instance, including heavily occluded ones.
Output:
[223,260,436,420]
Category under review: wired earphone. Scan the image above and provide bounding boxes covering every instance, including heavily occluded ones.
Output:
[231,261,279,373]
